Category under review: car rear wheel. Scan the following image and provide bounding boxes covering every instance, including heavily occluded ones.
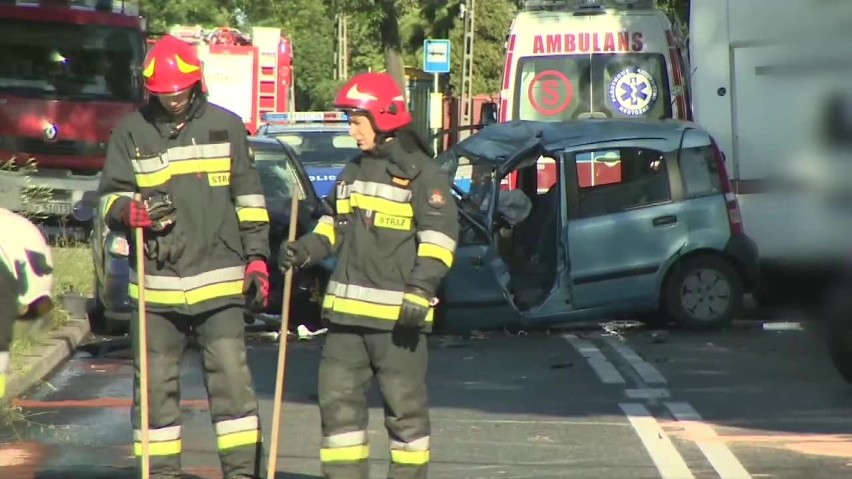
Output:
[88,282,127,336]
[663,255,743,330]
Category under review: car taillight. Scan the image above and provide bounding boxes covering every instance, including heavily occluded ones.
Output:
[710,138,743,235]
[108,235,130,257]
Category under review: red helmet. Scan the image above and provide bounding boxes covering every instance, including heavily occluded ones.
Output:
[142,35,203,94]
[334,72,412,132]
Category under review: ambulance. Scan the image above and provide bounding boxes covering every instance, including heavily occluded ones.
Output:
[490,0,691,191]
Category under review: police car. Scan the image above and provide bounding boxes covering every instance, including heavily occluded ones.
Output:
[256,111,360,197]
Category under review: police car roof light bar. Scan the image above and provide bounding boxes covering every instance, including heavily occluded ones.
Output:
[261,111,349,124]
[523,0,655,12]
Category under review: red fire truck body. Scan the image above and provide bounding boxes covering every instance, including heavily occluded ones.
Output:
[0,0,146,219]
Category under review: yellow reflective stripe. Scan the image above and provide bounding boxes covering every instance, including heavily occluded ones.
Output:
[320,445,370,463]
[128,280,244,305]
[135,158,231,188]
[336,199,351,214]
[322,295,434,323]
[417,243,454,268]
[314,221,336,246]
[217,430,261,450]
[391,449,430,465]
[349,193,413,217]
[236,207,270,223]
[0,372,5,398]
[99,192,134,220]
[403,293,430,308]
[134,439,181,456]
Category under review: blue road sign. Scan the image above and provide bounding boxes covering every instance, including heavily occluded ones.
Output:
[423,39,451,74]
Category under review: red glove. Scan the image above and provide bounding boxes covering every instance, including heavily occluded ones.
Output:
[122,200,152,229]
[243,259,269,310]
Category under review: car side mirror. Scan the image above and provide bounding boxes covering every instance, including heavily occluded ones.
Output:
[480,102,498,127]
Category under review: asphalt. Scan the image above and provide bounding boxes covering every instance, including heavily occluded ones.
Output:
[2,317,852,479]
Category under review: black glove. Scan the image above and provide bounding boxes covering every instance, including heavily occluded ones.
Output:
[144,191,177,233]
[279,240,310,272]
[398,286,432,330]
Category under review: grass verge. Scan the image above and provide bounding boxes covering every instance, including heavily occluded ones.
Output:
[1,246,93,433]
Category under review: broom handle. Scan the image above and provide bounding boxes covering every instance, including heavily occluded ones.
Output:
[266,190,300,477]
[133,192,151,479]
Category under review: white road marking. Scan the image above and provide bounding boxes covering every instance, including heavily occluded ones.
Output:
[603,336,667,384]
[625,388,671,399]
[564,334,626,384]
[620,403,696,479]
[664,402,753,479]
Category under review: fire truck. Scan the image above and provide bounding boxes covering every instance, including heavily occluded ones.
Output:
[165,24,294,135]
[0,0,146,231]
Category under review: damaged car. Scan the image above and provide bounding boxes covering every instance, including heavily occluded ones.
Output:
[435,119,760,332]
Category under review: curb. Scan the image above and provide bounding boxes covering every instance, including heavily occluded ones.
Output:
[7,317,91,399]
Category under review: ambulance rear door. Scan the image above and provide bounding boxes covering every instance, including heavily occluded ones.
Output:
[512,10,674,122]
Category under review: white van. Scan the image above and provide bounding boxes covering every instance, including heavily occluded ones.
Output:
[689,0,852,302]
[488,0,691,190]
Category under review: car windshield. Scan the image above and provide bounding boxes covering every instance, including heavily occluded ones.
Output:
[514,53,672,120]
[268,130,360,165]
[0,20,145,102]
[254,149,305,213]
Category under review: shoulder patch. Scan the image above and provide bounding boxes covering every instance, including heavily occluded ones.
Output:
[427,188,446,207]
[391,176,410,187]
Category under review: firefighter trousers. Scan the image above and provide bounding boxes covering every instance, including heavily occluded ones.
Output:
[130,305,264,479]
[318,324,430,479]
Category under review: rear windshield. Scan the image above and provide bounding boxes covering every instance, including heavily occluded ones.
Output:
[513,53,672,120]
[267,129,359,165]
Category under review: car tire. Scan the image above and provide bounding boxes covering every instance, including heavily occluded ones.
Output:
[663,255,743,330]
[88,283,126,336]
[823,280,852,384]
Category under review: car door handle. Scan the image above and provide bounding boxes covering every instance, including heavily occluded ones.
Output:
[652,215,677,227]
[470,256,485,267]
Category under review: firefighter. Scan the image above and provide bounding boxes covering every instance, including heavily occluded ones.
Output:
[279,72,459,479]
[97,35,270,479]
[0,208,55,401]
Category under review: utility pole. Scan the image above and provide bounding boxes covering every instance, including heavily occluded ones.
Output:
[459,0,475,140]
[334,14,349,80]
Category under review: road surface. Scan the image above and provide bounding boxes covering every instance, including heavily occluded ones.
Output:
[2,319,852,479]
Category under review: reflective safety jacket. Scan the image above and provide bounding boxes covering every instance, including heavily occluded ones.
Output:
[298,140,459,333]
[97,96,270,315]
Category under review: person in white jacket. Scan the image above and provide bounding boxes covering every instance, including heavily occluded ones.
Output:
[0,208,55,399]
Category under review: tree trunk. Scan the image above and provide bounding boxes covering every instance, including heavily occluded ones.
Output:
[377,0,407,98]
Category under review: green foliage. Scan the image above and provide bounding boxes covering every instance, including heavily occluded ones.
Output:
[0,157,54,221]
[140,0,689,108]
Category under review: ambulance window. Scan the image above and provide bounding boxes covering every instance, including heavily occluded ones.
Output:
[514,54,672,121]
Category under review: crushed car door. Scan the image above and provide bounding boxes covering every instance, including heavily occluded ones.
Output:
[439,187,520,332]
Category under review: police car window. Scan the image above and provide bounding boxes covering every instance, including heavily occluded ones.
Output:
[332,135,358,149]
[574,147,670,217]
[515,54,672,121]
